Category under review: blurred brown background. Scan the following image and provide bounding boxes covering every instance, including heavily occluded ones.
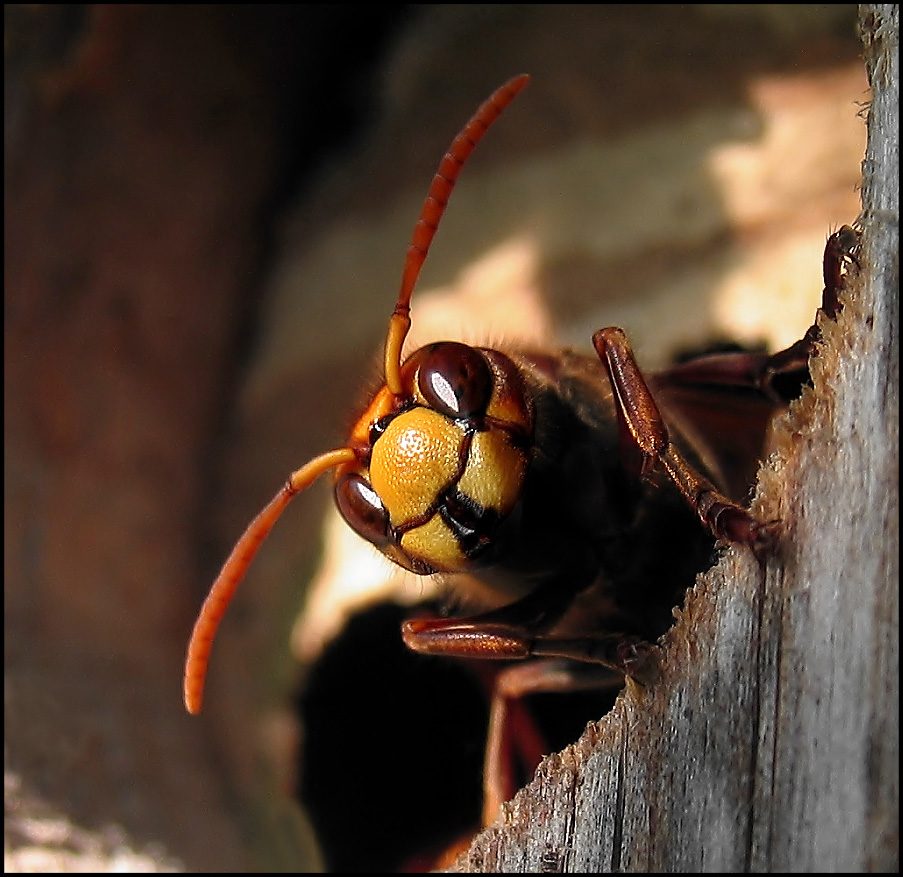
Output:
[5,5,866,871]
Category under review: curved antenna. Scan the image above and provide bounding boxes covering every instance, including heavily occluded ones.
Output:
[184,446,356,714]
[384,74,531,395]
[184,76,532,714]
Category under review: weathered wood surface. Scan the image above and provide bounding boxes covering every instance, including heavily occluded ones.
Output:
[450,5,899,872]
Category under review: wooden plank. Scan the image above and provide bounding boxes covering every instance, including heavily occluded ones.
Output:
[451,4,899,871]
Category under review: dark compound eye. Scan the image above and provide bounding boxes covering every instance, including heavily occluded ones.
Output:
[334,473,391,549]
[417,342,493,419]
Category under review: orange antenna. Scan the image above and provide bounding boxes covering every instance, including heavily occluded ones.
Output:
[384,73,531,395]
[184,76,531,715]
[184,447,356,714]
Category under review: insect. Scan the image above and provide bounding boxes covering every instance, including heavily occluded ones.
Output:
[183,73,859,825]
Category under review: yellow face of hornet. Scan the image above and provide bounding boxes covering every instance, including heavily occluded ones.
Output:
[333,341,534,575]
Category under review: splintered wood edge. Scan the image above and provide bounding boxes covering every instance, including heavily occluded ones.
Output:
[447,5,897,871]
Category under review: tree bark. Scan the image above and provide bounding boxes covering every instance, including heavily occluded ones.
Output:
[450,5,899,872]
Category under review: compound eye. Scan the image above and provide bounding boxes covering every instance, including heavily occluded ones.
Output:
[334,473,391,549]
[417,342,493,419]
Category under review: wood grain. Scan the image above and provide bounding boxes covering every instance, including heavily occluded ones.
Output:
[450,5,899,872]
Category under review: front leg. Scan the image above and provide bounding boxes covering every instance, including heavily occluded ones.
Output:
[593,326,770,548]
[402,594,653,675]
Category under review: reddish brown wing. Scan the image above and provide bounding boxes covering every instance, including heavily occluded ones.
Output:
[651,350,801,504]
